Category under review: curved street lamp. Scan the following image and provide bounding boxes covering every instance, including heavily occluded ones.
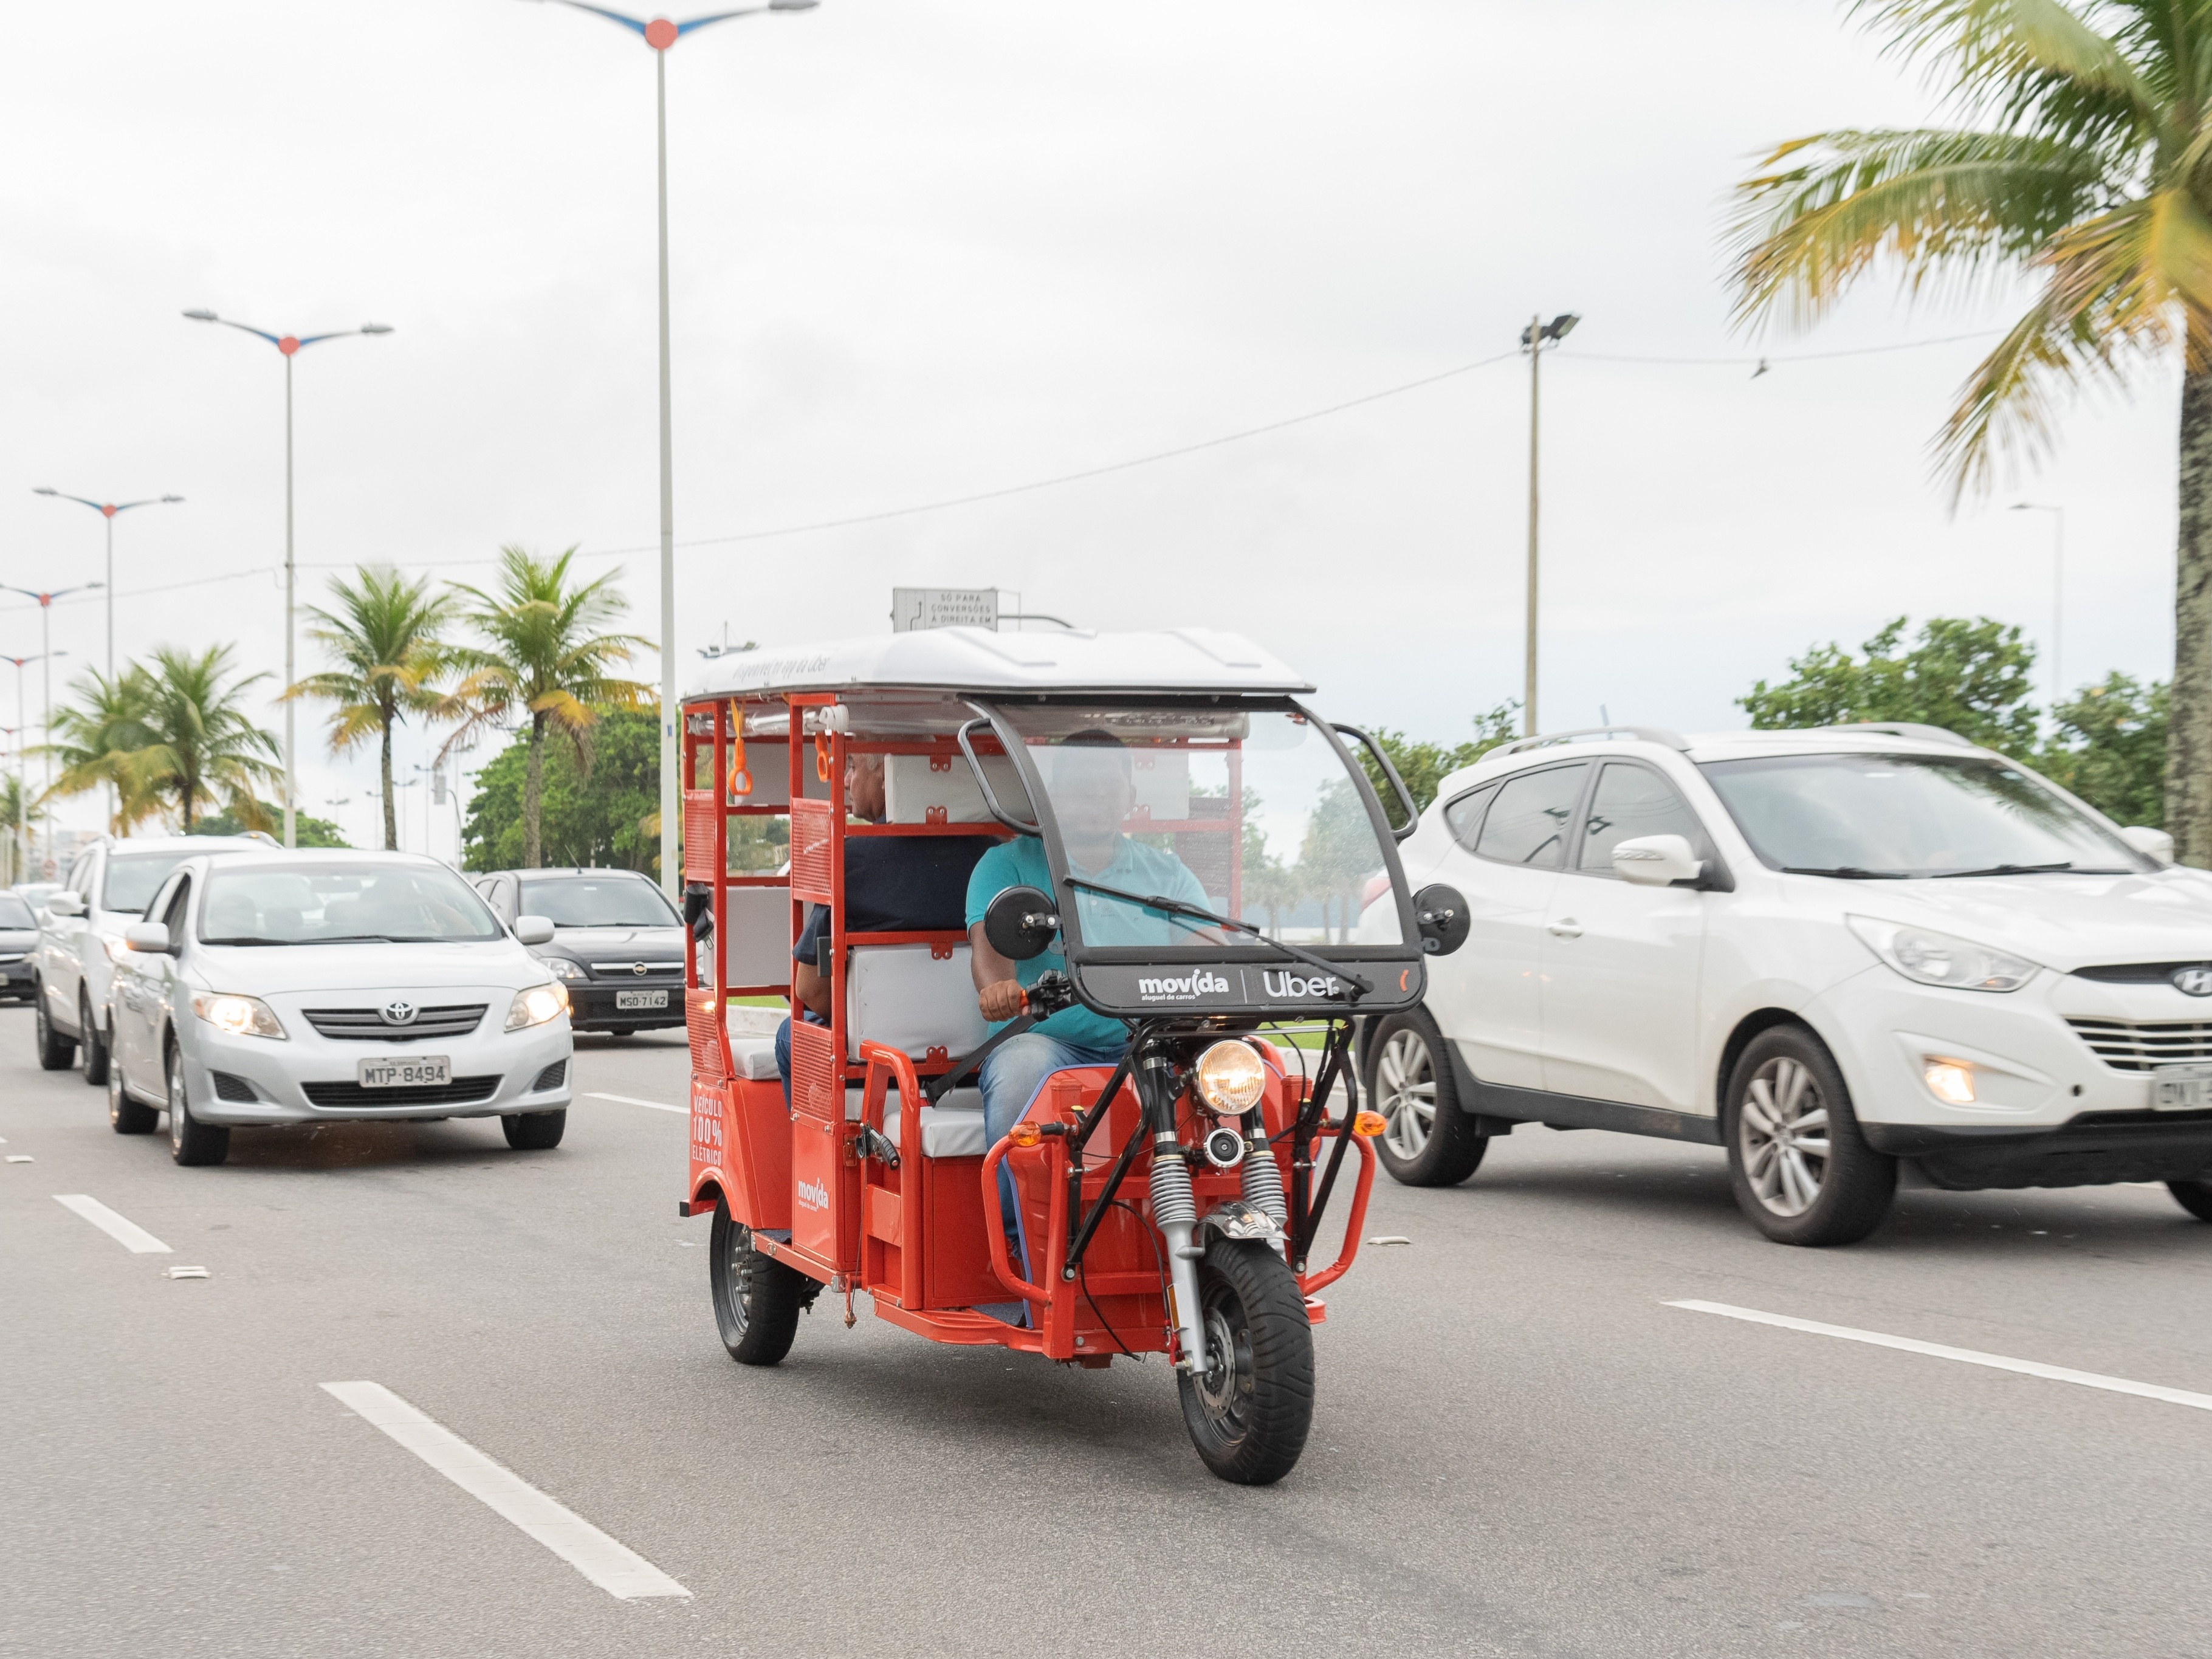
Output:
[182,309,394,849]
[0,625,83,879]
[524,0,820,895]
[31,489,184,682]
[1519,311,1581,737]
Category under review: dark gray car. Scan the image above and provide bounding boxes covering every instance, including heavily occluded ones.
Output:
[472,868,685,1035]
[0,889,39,1001]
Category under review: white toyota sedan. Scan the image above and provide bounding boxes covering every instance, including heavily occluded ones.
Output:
[104,850,573,1167]
[1365,722,2212,1245]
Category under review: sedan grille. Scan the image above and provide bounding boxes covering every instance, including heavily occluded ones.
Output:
[586,961,684,978]
[2066,1018,2212,1071]
[302,1003,487,1042]
[302,1076,501,1108]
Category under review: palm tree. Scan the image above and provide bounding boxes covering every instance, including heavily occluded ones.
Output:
[439,546,652,868]
[0,771,24,884]
[286,566,455,851]
[137,645,283,831]
[40,665,165,834]
[1726,1,2212,862]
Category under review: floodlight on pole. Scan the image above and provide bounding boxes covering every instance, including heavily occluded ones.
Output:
[1519,311,1581,736]
[182,307,393,851]
[523,0,821,896]
[2010,501,2066,718]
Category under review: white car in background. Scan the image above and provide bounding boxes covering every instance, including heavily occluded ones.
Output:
[33,834,269,1082]
[105,850,572,1167]
[1364,722,2211,1245]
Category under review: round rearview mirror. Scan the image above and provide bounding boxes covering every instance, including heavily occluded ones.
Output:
[983,885,1060,962]
[1412,884,1469,957]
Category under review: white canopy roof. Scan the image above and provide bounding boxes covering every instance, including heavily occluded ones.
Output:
[684,627,1313,701]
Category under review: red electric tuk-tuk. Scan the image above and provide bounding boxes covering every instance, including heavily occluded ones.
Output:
[676,628,1466,1484]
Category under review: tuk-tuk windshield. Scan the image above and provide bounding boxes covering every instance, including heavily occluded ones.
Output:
[995,704,1404,948]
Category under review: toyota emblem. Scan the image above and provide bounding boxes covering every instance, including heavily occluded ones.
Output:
[2173,967,2212,998]
[380,999,419,1026]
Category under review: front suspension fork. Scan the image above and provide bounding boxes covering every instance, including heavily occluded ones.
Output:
[1139,1053,1209,1375]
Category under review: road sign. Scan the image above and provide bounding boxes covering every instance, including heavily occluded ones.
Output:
[890,588,998,633]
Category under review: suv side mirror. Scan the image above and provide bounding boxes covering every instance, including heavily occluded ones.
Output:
[983,885,1059,961]
[514,915,557,947]
[46,891,84,918]
[1613,834,1703,887]
[123,922,171,954]
[1412,884,1469,956]
[2119,825,2174,864]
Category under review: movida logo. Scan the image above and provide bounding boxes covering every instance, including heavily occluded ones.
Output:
[1135,969,1230,1000]
[1263,970,1344,1000]
[795,1177,831,1212]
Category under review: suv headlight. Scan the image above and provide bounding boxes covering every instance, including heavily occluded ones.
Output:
[1847,916,2039,993]
[191,992,287,1039]
[539,957,589,982]
[1192,1039,1267,1115]
[506,983,569,1031]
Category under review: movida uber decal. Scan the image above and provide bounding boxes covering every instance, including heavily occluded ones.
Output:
[1079,962,1383,1008]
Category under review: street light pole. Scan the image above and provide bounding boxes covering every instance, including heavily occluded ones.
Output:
[0,592,94,867]
[182,309,393,851]
[1519,311,1581,737]
[2011,502,2066,717]
[526,0,822,898]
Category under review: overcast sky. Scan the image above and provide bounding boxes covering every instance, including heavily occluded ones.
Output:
[1,0,2180,853]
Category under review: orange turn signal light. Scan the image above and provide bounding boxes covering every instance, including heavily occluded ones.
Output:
[1352,1111,1387,1139]
[1009,1121,1043,1148]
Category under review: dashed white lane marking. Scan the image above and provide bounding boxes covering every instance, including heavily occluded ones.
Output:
[585,1091,685,1115]
[52,1194,172,1254]
[320,1381,689,1599]
[1668,1299,2212,1413]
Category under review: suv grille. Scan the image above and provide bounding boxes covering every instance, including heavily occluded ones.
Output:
[2066,1018,2212,1071]
[303,1004,487,1042]
[302,1076,501,1108]
[2072,961,2212,984]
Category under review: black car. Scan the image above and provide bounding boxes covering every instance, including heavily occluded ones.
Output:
[472,867,686,1035]
[0,888,38,1001]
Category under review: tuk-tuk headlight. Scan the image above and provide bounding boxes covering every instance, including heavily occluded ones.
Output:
[1192,1040,1266,1116]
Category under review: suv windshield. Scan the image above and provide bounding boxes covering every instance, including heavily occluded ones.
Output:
[201,862,506,944]
[519,874,677,928]
[106,849,252,915]
[1699,752,2143,878]
[995,704,1403,946]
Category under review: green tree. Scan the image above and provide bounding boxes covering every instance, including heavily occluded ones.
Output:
[136,646,284,831]
[1739,616,2041,753]
[439,547,652,869]
[1725,0,2212,865]
[2040,671,2168,826]
[0,772,24,883]
[188,803,349,847]
[40,665,164,834]
[461,709,661,872]
[1361,699,1522,816]
[285,565,455,852]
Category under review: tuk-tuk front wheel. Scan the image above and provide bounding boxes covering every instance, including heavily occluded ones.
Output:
[1176,1239,1314,1485]
[709,1198,805,1366]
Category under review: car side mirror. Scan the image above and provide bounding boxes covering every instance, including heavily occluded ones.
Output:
[123,922,171,954]
[1412,884,1469,956]
[47,891,84,918]
[514,915,557,946]
[1613,834,1703,887]
[983,885,1059,961]
[2119,825,2174,865]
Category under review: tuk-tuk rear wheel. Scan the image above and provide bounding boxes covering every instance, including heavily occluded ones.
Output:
[1176,1239,1313,1486]
[710,1198,805,1365]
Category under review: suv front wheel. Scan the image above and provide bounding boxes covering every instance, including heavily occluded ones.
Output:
[1363,1009,1488,1187]
[1723,1026,1894,1246]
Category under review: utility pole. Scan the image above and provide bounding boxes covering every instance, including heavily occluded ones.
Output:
[1520,311,1581,737]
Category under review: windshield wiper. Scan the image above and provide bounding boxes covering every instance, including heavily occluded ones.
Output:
[1062,876,1373,998]
[1930,861,2089,879]
[1781,865,1909,880]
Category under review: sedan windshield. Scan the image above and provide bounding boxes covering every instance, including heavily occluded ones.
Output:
[201,862,506,945]
[0,893,33,929]
[518,874,677,928]
[1699,752,2143,879]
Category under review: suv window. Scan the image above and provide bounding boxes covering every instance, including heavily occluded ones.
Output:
[1475,763,1589,869]
[1443,783,1499,852]
[67,851,95,898]
[1576,764,1704,876]
[160,876,193,936]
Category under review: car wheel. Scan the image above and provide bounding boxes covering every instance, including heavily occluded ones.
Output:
[709,1198,805,1365]
[33,987,76,1071]
[1723,1026,1893,1246]
[167,1040,230,1167]
[79,994,109,1087]
[108,1026,156,1135]
[1362,1010,1487,1187]
[2168,1180,2212,1222]
[501,1110,566,1150]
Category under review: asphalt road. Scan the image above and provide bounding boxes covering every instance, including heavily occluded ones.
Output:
[7,1008,2212,1658]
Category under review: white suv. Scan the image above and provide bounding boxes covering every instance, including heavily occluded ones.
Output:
[1364,723,2212,1245]
[33,835,268,1085]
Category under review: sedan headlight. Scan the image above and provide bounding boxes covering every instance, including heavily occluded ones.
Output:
[1192,1039,1267,1115]
[191,992,287,1040]
[506,983,569,1031]
[539,956,589,982]
[1847,916,2039,993]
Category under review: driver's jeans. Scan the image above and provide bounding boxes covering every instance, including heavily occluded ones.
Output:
[978,1032,1124,1276]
